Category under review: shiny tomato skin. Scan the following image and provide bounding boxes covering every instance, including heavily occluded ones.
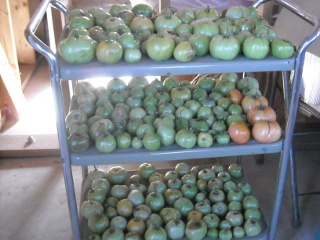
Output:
[252,121,282,143]
[228,121,250,144]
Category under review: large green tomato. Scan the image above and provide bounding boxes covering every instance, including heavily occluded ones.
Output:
[253,25,278,43]
[58,35,97,64]
[96,40,123,64]
[67,8,86,21]
[68,27,90,38]
[132,3,153,18]
[209,35,240,60]
[69,16,94,30]
[154,14,182,33]
[109,4,128,16]
[175,9,195,24]
[130,15,155,34]
[195,6,219,21]
[192,19,219,39]
[243,35,270,60]
[185,219,207,240]
[271,38,295,59]
[146,34,175,61]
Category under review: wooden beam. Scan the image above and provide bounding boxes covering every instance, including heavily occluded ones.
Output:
[9,0,36,64]
[0,0,20,79]
[0,134,60,157]
[0,43,27,119]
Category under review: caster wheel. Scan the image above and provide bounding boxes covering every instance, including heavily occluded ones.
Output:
[291,219,302,228]
[254,155,265,165]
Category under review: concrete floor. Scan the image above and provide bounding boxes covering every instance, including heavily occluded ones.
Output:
[0,152,319,240]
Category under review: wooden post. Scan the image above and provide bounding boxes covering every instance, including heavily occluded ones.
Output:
[8,0,36,64]
[0,0,27,119]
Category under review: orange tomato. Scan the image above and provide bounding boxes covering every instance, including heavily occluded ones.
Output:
[228,121,250,144]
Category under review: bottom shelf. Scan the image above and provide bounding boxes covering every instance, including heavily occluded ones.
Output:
[79,164,269,240]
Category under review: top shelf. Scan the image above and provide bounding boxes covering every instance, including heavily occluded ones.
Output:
[58,54,296,80]
[56,20,296,80]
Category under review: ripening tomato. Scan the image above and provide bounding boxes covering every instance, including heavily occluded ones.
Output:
[247,104,276,125]
[252,121,282,143]
[228,89,243,104]
[241,95,268,114]
[228,121,250,144]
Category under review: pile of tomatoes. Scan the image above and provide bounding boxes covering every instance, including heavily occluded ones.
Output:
[81,162,263,239]
[65,73,281,153]
[58,3,295,64]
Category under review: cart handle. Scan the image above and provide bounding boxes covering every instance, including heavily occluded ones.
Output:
[25,0,68,75]
[254,0,318,26]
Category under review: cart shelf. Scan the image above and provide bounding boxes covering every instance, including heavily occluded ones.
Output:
[58,54,295,80]
[71,139,283,166]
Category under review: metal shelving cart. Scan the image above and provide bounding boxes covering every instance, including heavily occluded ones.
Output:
[25,0,320,239]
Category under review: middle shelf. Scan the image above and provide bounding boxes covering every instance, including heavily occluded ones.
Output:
[71,139,282,166]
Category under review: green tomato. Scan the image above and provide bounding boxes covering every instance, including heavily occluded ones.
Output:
[146,34,175,61]
[145,192,165,213]
[58,34,97,64]
[109,4,128,17]
[192,19,219,39]
[67,132,90,152]
[195,6,219,21]
[144,225,167,240]
[154,14,181,33]
[102,226,124,240]
[175,129,197,148]
[142,132,161,151]
[96,40,123,64]
[243,35,269,60]
[131,3,153,18]
[197,132,213,147]
[175,9,195,24]
[209,35,240,60]
[69,15,94,30]
[67,8,86,21]
[130,15,155,34]
[173,41,196,62]
[185,219,207,240]
[244,218,262,237]
[219,228,232,240]
[215,131,230,144]
[188,33,210,56]
[271,38,295,59]
[253,25,278,43]
[124,48,142,63]
[165,219,185,240]
[95,133,116,153]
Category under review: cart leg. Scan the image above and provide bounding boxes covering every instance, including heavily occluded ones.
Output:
[289,147,302,228]
[268,150,290,240]
[63,159,81,240]
[269,71,279,109]
[236,155,242,165]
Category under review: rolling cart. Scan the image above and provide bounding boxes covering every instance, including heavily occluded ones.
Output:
[25,0,320,239]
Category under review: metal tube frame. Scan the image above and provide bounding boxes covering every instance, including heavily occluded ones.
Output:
[25,0,320,239]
